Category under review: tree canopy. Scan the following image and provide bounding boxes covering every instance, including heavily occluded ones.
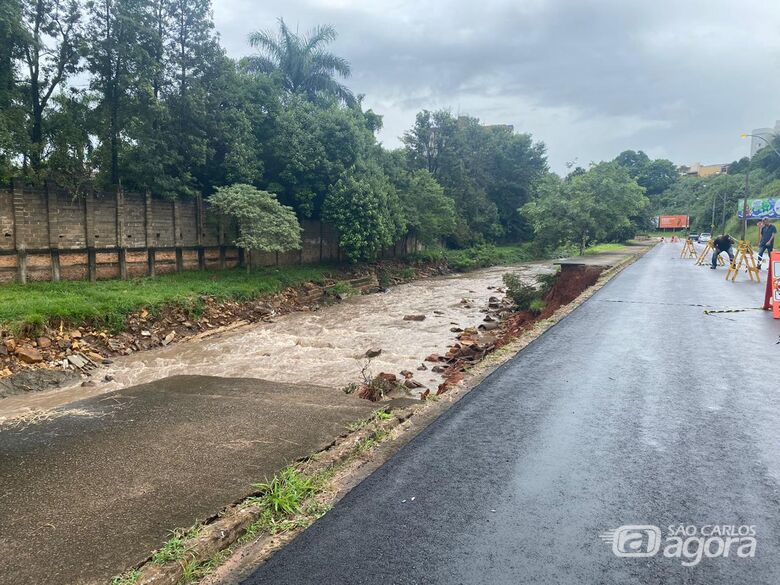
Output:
[208,183,301,260]
[522,162,648,254]
[244,18,355,107]
[0,5,681,260]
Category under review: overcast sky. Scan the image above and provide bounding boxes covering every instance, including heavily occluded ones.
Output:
[212,0,780,173]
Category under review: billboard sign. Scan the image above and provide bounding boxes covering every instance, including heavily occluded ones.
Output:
[658,215,690,229]
[737,198,780,220]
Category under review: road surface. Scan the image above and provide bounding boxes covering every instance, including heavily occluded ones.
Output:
[241,244,780,585]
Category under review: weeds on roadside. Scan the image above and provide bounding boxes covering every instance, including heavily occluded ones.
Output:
[151,527,198,565]
[111,569,140,585]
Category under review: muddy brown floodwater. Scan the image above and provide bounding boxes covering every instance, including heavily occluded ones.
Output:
[0,263,552,421]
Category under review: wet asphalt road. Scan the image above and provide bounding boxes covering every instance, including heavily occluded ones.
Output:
[241,245,780,585]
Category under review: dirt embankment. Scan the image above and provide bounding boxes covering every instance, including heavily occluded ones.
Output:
[359,264,605,401]
[0,260,448,392]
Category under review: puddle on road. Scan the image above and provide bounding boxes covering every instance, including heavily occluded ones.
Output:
[0,263,552,420]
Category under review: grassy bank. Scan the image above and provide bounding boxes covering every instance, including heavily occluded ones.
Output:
[413,242,545,271]
[0,243,566,333]
[0,265,333,332]
[583,243,629,255]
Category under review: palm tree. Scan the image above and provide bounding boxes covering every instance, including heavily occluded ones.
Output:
[245,18,356,107]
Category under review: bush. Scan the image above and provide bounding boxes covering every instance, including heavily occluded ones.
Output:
[502,273,540,311]
[529,298,546,315]
[503,270,558,313]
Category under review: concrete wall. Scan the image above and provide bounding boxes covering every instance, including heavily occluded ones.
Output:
[0,184,419,283]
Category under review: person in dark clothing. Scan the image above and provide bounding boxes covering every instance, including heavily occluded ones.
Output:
[711,234,735,269]
[756,219,776,270]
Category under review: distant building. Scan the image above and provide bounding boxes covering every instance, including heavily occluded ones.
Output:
[681,162,729,177]
[750,121,780,156]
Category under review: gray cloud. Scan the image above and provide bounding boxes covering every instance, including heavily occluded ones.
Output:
[213,0,780,172]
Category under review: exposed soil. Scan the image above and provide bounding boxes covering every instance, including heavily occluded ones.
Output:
[431,265,605,394]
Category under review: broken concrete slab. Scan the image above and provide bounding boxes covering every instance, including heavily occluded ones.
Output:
[0,375,376,585]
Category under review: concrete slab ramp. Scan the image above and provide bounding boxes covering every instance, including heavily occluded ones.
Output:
[0,375,375,585]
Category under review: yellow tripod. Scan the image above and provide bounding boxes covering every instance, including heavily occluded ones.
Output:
[680,238,697,259]
[696,240,724,266]
[726,240,761,283]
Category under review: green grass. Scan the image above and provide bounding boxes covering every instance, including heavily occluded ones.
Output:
[412,243,541,272]
[583,243,629,255]
[110,570,140,585]
[250,467,317,516]
[0,265,333,332]
[151,527,197,565]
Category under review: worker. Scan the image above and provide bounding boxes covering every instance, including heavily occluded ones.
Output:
[711,234,736,269]
[756,218,776,270]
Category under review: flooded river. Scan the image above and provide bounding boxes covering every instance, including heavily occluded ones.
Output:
[0,263,551,421]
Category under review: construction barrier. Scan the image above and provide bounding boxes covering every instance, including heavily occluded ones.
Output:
[763,251,780,319]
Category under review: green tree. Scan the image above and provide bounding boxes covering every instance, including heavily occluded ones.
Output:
[614,149,650,177]
[380,149,456,244]
[637,158,678,198]
[403,110,546,244]
[17,0,83,178]
[523,162,647,254]
[244,18,355,107]
[262,96,371,218]
[323,162,405,262]
[85,0,151,186]
[208,183,301,271]
[0,0,23,183]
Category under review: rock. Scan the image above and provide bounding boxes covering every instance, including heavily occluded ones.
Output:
[67,354,89,369]
[400,370,414,379]
[4,338,16,353]
[417,364,428,371]
[16,347,43,364]
[107,338,124,351]
[140,330,152,337]
[87,351,103,362]
[101,358,114,365]
[365,347,382,358]
[424,354,442,363]
[70,329,82,339]
[37,336,52,349]
[432,365,446,373]
[0,344,7,356]
[377,372,397,383]
[450,327,463,333]
[433,310,445,315]
[484,315,496,322]
[404,379,424,389]
[81,380,96,387]
[489,296,500,303]
[403,314,426,321]
[162,332,176,346]
[479,322,500,331]
[104,374,115,382]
